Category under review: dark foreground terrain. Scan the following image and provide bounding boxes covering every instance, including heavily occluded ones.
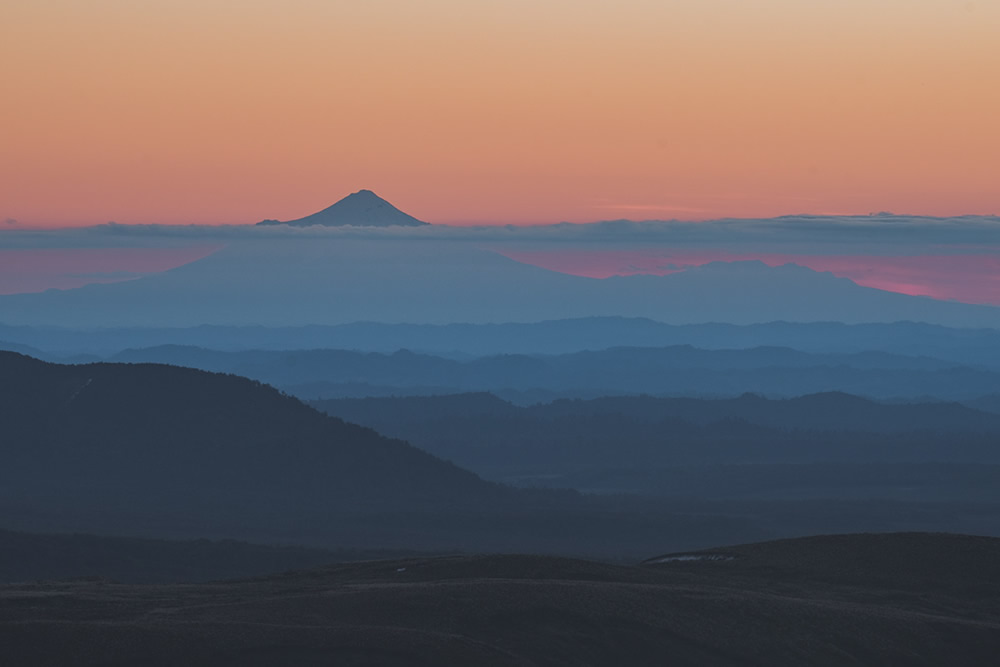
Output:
[2,533,998,666]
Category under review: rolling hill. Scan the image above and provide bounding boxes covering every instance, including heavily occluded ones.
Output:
[0,351,505,543]
[2,532,997,665]
[0,528,425,584]
[7,351,1000,557]
[313,392,1000,498]
[313,392,1000,467]
[0,352,778,557]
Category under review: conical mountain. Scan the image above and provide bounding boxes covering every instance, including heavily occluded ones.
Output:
[258,189,428,227]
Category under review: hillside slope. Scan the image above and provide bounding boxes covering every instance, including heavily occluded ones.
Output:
[2,533,997,666]
[0,352,502,543]
[0,352,775,556]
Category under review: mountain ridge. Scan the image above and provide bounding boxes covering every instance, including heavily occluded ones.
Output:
[3,318,1000,362]
[0,351,504,542]
[257,189,428,227]
[4,243,1000,327]
[100,343,1000,402]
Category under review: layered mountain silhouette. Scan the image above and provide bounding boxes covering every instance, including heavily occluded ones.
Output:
[3,239,1000,327]
[100,344,1000,402]
[6,351,1000,555]
[316,391,1000,438]
[257,189,428,227]
[0,351,503,544]
[313,391,1000,473]
[312,392,1000,500]
[0,352,779,556]
[5,319,1000,368]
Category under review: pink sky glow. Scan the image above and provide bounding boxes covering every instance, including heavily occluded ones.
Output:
[0,247,221,295]
[2,245,998,307]
[501,250,1000,306]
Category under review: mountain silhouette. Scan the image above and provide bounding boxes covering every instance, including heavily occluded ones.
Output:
[316,391,1000,438]
[5,320,1000,368]
[0,351,776,557]
[0,351,505,545]
[6,351,1000,558]
[103,344,1000,403]
[257,189,428,227]
[3,242,1000,328]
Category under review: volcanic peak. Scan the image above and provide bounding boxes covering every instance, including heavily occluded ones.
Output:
[258,189,428,227]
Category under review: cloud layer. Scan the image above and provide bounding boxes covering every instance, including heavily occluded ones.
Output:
[3,215,1000,251]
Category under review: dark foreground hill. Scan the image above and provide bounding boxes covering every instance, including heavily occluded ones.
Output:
[0,352,774,557]
[2,533,998,666]
[0,352,506,545]
[0,528,430,584]
[7,352,1000,557]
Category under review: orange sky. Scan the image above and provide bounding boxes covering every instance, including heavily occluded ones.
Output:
[2,0,998,226]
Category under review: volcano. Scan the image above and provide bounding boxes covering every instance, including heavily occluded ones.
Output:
[258,189,429,227]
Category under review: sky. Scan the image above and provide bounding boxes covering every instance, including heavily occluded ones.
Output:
[2,0,998,226]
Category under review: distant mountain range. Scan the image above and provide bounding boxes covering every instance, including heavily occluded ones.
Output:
[3,237,1000,327]
[98,343,1000,402]
[313,391,1000,471]
[316,391,1000,437]
[4,318,1000,367]
[312,392,1000,499]
[257,189,428,227]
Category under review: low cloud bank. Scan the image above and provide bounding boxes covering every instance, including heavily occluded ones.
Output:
[2,215,999,255]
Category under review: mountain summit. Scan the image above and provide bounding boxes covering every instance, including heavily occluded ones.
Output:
[258,190,429,227]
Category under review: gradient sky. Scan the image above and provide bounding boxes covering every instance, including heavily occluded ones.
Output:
[2,0,998,226]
